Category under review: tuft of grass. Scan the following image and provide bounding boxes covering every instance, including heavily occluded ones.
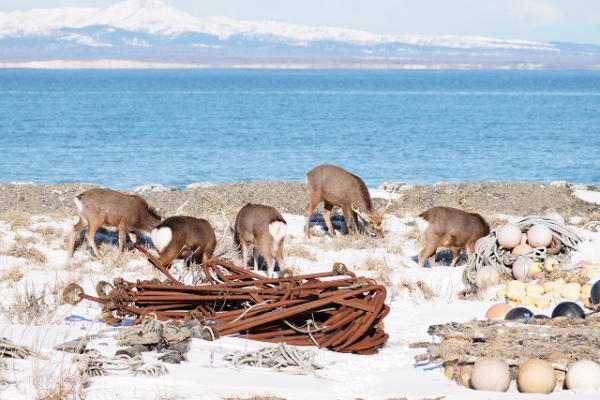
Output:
[6,240,48,264]
[416,280,435,300]
[0,264,25,286]
[1,281,64,325]
[34,378,89,400]
[1,211,32,230]
[222,396,286,400]
[284,243,317,261]
[31,225,66,242]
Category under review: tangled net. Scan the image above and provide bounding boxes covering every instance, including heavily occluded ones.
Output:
[463,216,583,285]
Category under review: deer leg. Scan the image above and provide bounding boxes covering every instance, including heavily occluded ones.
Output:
[240,240,250,268]
[69,217,89,257]
[252,245,260,272]
[85,221,103,260]
[449,248,461,267]
[418,234,440,268]
[341,205,358,235]
[128,232,137,247]
[304,198,321,239]
[256,235,276,278]
[274,237,285,273]
[117,223,128,253]
[322,202,336,237]
[158,246,182,269]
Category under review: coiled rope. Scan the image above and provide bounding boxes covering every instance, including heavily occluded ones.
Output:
[223,342,322,374]
[72,350,168,377]
[0,337,47,360]
[115,316,191,347]
[463,216,584,285]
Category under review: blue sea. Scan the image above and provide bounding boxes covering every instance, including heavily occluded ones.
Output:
[0,69,599,190]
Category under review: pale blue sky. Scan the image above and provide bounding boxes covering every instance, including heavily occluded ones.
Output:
[2,0,600,45]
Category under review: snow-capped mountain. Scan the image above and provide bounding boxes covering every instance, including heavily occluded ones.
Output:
[1,0,599,69]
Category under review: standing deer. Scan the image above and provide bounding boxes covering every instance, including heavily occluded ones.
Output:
[151,216,217,268]
[233,203,287,278]
[416,206,490,268]
[304,164,384,239]
[68,187,162,259]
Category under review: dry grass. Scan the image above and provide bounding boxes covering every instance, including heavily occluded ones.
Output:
[6,240,48,264]
[34,377,89,400]
[1,210,32,230]
[1,281,64,325]
[318,234,379,251]
[285,243,317,261]
[31,225,66,242]
[0,264,25,286]
[222,396,286,400]
[488,217,509,230]
[416,280,435,300]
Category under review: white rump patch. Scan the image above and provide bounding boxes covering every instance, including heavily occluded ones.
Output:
[415,217,430,235]
[151,226,172,253]
[74,197,83,214]
[269,221,287,245]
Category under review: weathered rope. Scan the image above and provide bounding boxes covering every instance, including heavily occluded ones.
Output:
[72,350,168,377]
[0,337,47,360]
[223,342,322,374]
[463,216,584,285]
[116,317,191,347]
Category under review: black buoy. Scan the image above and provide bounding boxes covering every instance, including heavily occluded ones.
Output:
[505,307,533,321]
[551,301,585,319]
[590,280,600,305]
[532,314,550,320]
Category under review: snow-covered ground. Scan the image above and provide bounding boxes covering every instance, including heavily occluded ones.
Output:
[1,188,600,399]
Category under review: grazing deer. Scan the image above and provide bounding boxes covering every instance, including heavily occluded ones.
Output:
[304,164,384,238]
[151,216,217,268]
[68,187,162,259]
[233,203,287,278]
[416,206,489,268]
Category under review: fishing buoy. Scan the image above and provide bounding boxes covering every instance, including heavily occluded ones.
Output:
[485,303,513,319]
[551,301,585,319]
[517,359,557,394]
[497,224,522,249]
[527,224,553,248]
[591,280,600,305]
[475,265,501,288]
[512,256,534,280]
[565,360,600,390]
[470,358,511,392]
[505,306,533,321]
[544,212,565,225]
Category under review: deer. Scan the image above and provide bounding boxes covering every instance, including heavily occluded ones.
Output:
[233,203,287,278]
[416,206,490,268]
[151,215,217,268]
[304,164,384,239]
[68,187,162,259]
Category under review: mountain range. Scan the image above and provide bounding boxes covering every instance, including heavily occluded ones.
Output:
[1,0,599,69]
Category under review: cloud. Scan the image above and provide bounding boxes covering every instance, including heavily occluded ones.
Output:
[499,0,566,27]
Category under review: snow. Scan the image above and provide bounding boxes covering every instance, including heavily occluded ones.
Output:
[0,0,557,51]
[1,186,600,399]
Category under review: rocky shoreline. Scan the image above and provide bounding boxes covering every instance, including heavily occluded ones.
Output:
[0,181,598,223]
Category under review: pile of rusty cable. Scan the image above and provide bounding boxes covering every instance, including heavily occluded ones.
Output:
[64,252,389,355]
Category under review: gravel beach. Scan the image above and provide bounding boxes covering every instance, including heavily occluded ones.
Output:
[0,181,598,223]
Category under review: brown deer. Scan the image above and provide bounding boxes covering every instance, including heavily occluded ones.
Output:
[68,187,162,259]
[304,164,384,239]
[416,206,489,268]
[151,216,217,268]
[233,203,287,278]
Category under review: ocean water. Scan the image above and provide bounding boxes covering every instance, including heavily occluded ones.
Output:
[0,69,599,190]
